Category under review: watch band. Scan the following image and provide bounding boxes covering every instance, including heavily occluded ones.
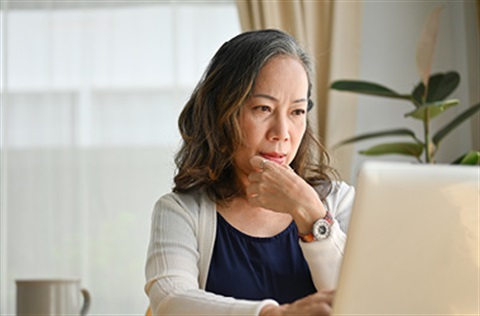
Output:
[299,210,333,242]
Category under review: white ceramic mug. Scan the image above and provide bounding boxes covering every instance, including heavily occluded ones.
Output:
[16,279,90,316]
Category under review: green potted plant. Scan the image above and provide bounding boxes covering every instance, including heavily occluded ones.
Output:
[330,7,480,165]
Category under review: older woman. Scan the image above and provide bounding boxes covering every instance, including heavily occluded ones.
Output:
[145,29,354,316]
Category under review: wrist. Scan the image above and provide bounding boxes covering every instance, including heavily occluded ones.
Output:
[292,202,326,235]
[259,304,288,316]
[299,210,334,242]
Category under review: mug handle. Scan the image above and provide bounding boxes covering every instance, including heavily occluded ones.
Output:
[80,288,91,316]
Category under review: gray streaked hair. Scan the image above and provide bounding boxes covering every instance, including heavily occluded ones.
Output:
[174,29,335,203]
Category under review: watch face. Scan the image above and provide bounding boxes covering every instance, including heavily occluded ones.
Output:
[313,219,331,239]
[319,225,328,235]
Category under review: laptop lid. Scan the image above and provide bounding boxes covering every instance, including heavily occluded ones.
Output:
[332,161,479,315]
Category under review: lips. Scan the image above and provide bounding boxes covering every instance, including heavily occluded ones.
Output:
[260,153,287,165]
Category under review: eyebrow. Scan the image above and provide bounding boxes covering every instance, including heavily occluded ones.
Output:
[252,93,307,104]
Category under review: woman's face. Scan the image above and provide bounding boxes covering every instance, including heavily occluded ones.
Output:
[234,55,309,187]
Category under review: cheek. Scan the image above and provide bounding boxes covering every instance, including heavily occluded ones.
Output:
[293,122,307,143]
[239,115,262,147]
[234,121,257,159]
[243,128,261,147]
[290,124,307,156]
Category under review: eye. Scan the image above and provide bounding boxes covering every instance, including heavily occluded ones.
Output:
[292,109,306,116]
[253,105,271,113]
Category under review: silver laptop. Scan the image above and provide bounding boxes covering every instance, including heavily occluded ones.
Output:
[332,161,479,315]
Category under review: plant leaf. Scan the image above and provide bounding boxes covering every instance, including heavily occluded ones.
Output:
[331,80,411,100]
[411,72,460,105]
[359,142,424,158]
[416,6,443,87]
[433,102,480,145]
[411,82,425,107]
[451,151,480,165]
[335,128,419,147]
[426,72,460,102]
[405,99,459,120]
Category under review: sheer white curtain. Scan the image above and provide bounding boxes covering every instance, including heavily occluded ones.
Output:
[0,1,240,314]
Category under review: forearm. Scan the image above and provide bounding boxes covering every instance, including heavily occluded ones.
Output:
[299,221,346,290]
[147,281,278,316]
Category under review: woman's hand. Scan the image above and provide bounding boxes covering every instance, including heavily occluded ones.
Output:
[247,155,326,235]
[260,290,335,316]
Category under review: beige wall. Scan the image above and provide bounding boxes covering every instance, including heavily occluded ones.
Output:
[332,1,479,182]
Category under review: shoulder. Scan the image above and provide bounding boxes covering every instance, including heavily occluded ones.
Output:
[156,190,205,211]
[313,181,355,207]
[325,181,355,211]
[153,190,213,222]
[328,181,355,202]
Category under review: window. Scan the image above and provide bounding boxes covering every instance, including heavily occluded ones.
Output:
[1,2,240,313]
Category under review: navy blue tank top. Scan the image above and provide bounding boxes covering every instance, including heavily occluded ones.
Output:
[205,213,316,304]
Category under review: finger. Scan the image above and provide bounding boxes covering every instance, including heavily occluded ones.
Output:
[318,290,335,305]
[248,170,262,183]
[250,155,264,170]
[245,183,260,197]
[320,289,336,296]
[320,303,332,316]
[324,289,336,296]
[246,187,262,207]
[249,155,274,171]
[247,194,261,207]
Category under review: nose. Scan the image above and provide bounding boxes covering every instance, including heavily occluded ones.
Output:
[268,115,289,142]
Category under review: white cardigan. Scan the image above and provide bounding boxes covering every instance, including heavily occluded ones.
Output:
[145,182,355,315]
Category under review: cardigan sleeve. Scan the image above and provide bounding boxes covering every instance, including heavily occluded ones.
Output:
[299,182,355,290]
[144,193,278,315]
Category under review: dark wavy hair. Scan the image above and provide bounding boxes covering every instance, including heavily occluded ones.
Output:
[173,29,336,204]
